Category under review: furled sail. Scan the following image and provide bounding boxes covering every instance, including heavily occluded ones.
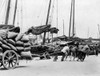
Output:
[27,25,51,35]
[0,24,14,29]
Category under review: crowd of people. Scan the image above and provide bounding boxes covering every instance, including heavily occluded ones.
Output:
[53,41,99,62]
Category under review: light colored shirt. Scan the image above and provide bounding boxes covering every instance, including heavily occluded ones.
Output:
[61,46,69,53]
[79,45,84,51]
[82,45,89,52]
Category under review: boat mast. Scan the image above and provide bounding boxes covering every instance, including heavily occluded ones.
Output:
[56,0,58,36]
[98,24,100,39]
[72,0,75,37]
[43,0,52,44]
[63,19,64,35]
[13,0,18,25]
[69,0,73,38]
[5,0,11,25]
[69,0,75,38]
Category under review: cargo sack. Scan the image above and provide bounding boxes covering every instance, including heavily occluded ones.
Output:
[0,38,9,46]
[1,44,11,50]
[9,26,20,33]
[16,47,24,52]
[21,51,32,60]
[0,41,2,46]
[16,41,24,46]
[7,43,17,51]
[0,47,3,52]
[24,42,31,47]
[21,35,29,42]
[15,33,24,41]
[0,30,7,39]
[6,39,15,45]
[24,47,31,52]
[7,31,18,39]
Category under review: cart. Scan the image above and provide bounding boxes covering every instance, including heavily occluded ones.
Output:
[0,50,19,69]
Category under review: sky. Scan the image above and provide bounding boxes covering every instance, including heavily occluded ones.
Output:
[0,0,100,38]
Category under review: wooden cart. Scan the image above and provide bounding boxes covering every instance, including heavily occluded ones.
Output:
[0,50,19,69]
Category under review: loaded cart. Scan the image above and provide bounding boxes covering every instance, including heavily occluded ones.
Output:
[0,28,32,69]
[0,24,54,69]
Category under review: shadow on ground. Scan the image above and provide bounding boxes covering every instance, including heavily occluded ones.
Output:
[0,65,28,71]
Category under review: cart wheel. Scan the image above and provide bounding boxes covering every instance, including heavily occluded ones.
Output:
[0,61,2,67]
[2,50,19,69]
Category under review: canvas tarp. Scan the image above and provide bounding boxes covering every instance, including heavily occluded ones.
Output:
[49,27,59,33]
[0,25,14,29]
[27,25,51,35]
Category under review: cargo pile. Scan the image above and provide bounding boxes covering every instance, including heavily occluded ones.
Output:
[0,29,31,55]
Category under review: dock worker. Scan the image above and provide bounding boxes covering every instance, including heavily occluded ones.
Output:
[61,44,70,61]
[53,44,69,61]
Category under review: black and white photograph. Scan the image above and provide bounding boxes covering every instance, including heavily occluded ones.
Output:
[0,0,100,76]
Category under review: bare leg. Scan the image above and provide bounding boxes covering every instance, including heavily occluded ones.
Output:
[53,55,58,61]
[61,53,66,61]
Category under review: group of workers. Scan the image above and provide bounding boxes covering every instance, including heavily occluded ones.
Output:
[53,41,99,62]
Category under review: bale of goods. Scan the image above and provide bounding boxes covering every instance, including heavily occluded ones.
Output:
[7,43,17,51]
[6,39,15,45]
[0,30,7,39]
[0,41,2,46]
[0,47,3,52]
[24,47,31,52]
[24,42,31,47]
[1,44,11,50]
[7,31,18,39]
[9,26,20,33]
[16,41,24,46]
[0,39,9,46]
[16,47,24,52]
[21,35,29,42]
[15,33,24,41]
[21,51,32,60]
